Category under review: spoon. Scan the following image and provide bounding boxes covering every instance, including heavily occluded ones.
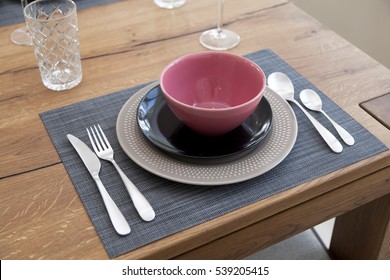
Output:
[267,72,343,153]
[300,89,355,146]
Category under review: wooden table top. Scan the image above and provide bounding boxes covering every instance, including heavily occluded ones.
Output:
[0,0,389,260]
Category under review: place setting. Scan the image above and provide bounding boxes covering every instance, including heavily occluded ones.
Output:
[39,46,388,258]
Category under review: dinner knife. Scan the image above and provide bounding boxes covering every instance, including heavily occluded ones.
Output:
[67,134,131,235]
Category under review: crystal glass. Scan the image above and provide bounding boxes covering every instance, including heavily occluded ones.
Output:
[199,0,240,50]
[24,0,82,91]
[10,0,36,46]
[154,0,186,9]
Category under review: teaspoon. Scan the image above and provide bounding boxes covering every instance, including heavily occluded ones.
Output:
[267,72,343,153]
[300,89,355,146]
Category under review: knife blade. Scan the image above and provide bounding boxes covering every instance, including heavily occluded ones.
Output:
[67,134,101,176]
[67,134,131,235]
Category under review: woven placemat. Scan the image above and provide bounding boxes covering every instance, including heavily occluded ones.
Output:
[40,49,388,258]
[0,0,121,27]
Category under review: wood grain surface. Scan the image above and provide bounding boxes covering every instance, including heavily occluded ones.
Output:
[360,93,390,129]
[0,0,389,259]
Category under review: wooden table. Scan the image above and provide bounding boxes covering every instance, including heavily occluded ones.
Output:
[0,0,389,260]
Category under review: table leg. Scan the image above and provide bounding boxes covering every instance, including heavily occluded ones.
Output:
[329,193,390,259]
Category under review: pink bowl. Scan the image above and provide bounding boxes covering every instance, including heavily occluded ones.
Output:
[160,51,266,136]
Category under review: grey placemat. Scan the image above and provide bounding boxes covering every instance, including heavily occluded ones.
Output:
[40,49,388,258]
[0,0,121,27]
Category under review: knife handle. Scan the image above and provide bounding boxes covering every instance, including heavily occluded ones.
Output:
[93,174,131,235]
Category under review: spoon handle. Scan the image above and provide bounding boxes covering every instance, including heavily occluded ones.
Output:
[321,111,355,146]
[291,100,343,153]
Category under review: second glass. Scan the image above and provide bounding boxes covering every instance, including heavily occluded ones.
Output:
[154,0,186,9]
[10,0,36,46]
[200,0,240,50]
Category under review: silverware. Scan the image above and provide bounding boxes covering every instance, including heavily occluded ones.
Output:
[87,125,155,222]
[267,72,343,153]
[67,134,131,235]
[300,89,355,146]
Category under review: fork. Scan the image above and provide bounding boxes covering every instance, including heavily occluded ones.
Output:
[87,124,155,222]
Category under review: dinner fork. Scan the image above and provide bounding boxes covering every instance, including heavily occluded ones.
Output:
[87,124,155,222]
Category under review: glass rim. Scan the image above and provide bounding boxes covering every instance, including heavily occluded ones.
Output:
[24,0,77,22]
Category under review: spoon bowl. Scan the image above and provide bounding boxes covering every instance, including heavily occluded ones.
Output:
[267,72,295,100]
[300,89,323,111]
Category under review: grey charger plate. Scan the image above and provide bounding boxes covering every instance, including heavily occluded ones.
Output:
[136,84,273,164]
[116,82,298,186]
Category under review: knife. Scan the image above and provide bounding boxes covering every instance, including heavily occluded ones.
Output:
[67,134,131,235]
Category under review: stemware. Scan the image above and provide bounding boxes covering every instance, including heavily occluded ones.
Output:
[10,0,35,46]
[199,0,240,50]
[154,0,186,9]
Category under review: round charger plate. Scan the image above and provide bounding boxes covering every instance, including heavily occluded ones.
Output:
[136,84,273,164]
[116,81,298,186]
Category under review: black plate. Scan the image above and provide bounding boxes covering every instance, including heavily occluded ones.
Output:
[137,85,273,164]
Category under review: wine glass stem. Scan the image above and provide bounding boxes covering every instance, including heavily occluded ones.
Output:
[216,0,224,34]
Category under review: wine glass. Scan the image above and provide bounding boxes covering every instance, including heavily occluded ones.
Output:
[10,0,35,46]
[199,0,240,50]
[154,0,186,9]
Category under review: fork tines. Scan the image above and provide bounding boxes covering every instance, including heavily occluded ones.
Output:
[86,124,111,153]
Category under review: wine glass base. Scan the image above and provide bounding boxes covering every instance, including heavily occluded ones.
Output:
[199,28,240,51]
[154,0,186,9]
[10,27,32,46]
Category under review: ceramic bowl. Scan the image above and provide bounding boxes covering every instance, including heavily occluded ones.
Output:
[160,51,266,136]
